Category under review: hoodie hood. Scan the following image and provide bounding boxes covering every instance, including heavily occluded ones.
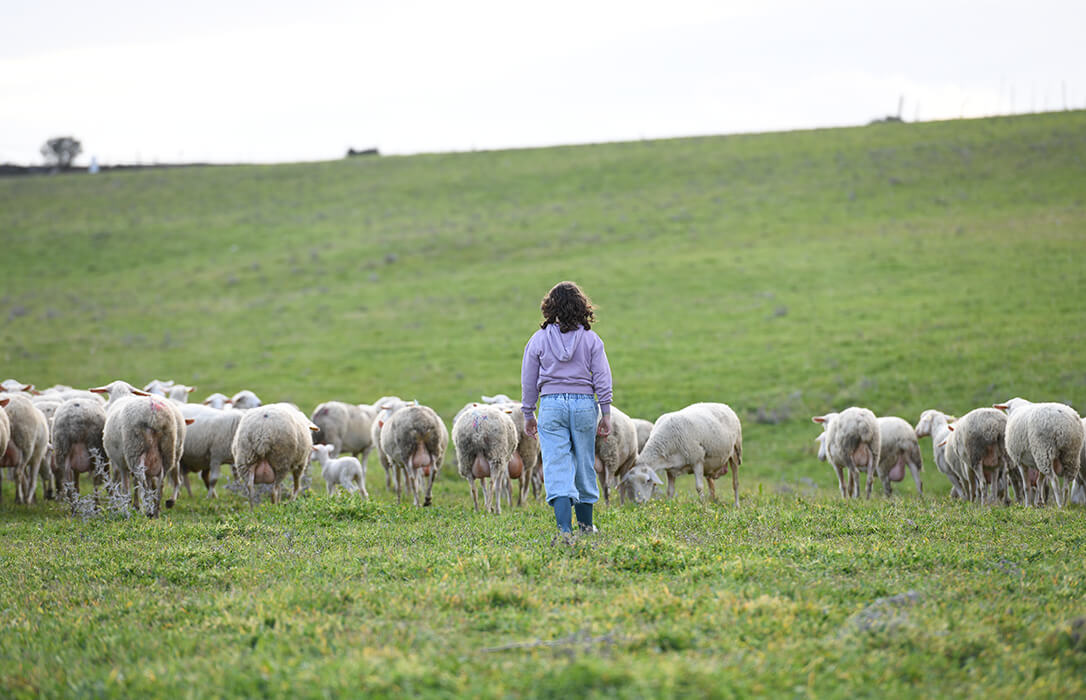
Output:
[542,323,583,362]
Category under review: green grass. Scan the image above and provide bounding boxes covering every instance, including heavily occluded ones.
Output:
[2,111,1086,697]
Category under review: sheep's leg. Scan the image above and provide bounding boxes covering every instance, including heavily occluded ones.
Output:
[358,473,369,501]
[909,461,923,497]
[1050,473,1065,509]
[666,471,676,499]
[864,462,875,499]
[246,465,256,510]
[471,479,480,511]
[706,475,718,502]
[832,463,847,499]
[423,468,436,507]
[491,476,501,515]
[691,462,706,501]
[731,460,740,507]
[290,469,302,501]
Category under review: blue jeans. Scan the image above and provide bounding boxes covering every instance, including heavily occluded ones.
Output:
[539,393,599,505]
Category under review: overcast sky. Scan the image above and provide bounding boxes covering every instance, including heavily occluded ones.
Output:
[2,0,1083,165]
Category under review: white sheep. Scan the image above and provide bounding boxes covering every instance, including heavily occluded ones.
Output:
[914,410,965,498]
[631,418,654,454]
[480,393,515,405]
[0,403,9,495]
[994,398,1083,508]
[202,393,231,409]
[175,403,244,499]
[452,403,518,513]
[595,405,639,506]
[310,401,376,472]
[454,400,540,507]
[231,403,316,507]
[51,397,108,493]
[370,396,409,492]
[167,384,196,402]
[142,379,175,396]
[0,394,50,504]
[310,443,368,499]
[1,379,34,394]
[618,464,664,504]
[634,402,743,505]
[874,416,924,498]
[943,407,1011,504]
[812,407,880,499]
[380,403,448,507]
[93,381,183,517]
[230,390,263,410]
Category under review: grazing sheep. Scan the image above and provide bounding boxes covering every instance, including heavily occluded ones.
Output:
[618,464,664,504]
[874,416,924,498]
[632,418,654,453]
[95,384,183,517]
[595,406,639,506]
[994,398,1083,508]
[310,443,368,499]
[202,393,231,409]
[0,394,50,504]
[944,408,1011,504]
[51,398,107,494]
[167,384,196,402]
[635,402,743,505]
[231,403,315,507]
[230,390,262,410]
[813,407,880,499]
[1,379,35,394]
[914,410,966,498]
[310,401,376,471]
[481,393,515,405]
[370,396,408,491]
[452,404,518,513]
[380,404,448,507]
[176,404,244,499]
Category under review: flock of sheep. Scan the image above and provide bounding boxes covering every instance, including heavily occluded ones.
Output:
[813,402,1086,507]
[1,375,1083,517]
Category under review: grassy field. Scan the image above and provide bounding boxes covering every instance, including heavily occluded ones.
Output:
[2,111,1086,697]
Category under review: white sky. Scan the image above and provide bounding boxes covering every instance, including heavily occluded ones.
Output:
[1,0,1083,164]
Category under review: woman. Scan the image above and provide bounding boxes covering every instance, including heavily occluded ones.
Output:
[520,281,613,542]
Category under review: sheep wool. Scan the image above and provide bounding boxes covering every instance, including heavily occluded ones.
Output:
[875,416,924,498]
[380,404,448,508]
[231,403,314,507]
[0,394,50,504]
[177,404,245,499]
[997,398,1083,508]
[945,407,1010,504]
[595,405,639,506]
[813,406,880,500]
[914,410,965,499]
[310,401,376,468]
[51,398,108,493]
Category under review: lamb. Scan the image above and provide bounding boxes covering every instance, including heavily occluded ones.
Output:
[452,403,518,513]
[943,408,1011,504]
[175,403,244,499]
[51,397,108,494]
[874,416,924,498]
[310,443,368,499]
[202,393,231,409]
[93,382,183,516]
[812,407,880,499]
[370,396,409,491]
[914,410,965,498]
[310,401,376,472]
[634,402,743,505]
[380,403,448,507]
[595,406,639,506]
[230,390,262,409]
[632,418,654,453]
[143,379,175,396]
[231,403,316,507]
[0,394,50,504]
[994,398,1083,508]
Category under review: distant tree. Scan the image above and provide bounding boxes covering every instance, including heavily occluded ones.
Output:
[40,136,82,170]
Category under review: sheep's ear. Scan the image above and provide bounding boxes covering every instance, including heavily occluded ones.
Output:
[947,424,955,431]
[812,416,825,424]
[309,424,320,432]
[132,389,151,397]
[185,418,196,425]
[379,404,393,410]
[937,440,947,447]
[89,386,108,394]
[993,404,1008,411]
[501,407,514,414]
[187,386,196,393]
[649,470,664,485]
[0,398,9,407]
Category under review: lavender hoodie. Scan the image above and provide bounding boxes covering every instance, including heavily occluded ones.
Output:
[520,323,612,421]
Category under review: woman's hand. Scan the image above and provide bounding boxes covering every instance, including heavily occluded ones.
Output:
[525,416,538,438]
[597,414,612,438]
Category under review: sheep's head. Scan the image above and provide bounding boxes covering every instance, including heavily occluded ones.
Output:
[619,465,663,504]
[90,380,149,401]
[994,398,1031,414]
[310,444,335,462]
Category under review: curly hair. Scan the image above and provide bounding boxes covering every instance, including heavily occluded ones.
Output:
[539,281,596,332]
